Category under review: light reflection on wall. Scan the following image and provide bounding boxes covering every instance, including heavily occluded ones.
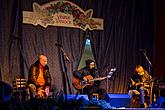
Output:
[86,39,90,46]
[78,37,95,69]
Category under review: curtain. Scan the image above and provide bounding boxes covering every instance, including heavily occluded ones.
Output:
[0,0,22,83]
[21,0,88,93]
[22,25,87,93]
[0,0,155,94]
[90,0,154,93]
[56,28,87,93]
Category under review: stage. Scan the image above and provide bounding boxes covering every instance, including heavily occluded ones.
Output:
[1,93,165,110]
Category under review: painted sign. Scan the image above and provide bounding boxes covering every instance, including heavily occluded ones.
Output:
[23,0,104,31]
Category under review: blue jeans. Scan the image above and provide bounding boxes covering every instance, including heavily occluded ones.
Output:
[139,86,149,104]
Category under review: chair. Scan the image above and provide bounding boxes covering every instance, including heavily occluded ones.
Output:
[130,81,154,108]
[149,81,154,104]
[12,78,29,102]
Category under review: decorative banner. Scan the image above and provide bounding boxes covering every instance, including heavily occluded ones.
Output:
[23,0,104,31]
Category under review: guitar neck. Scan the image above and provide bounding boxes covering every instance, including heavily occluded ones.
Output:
[91,77,107,81]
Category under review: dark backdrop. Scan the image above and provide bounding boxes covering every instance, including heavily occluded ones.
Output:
[0,0,156,94]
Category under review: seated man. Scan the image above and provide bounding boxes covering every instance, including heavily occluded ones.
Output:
[27,54,51,99]
[73,59,106,101]
[128,65,152,107]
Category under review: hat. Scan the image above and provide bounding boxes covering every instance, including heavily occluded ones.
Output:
[85,59,95,66]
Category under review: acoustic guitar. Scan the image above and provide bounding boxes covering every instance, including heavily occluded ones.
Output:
[72,75,108,90]
[129,77,155,90]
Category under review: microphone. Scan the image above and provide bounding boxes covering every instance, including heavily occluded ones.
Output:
[55,43,63,47]
[139,49,146,53]
[139,49,146,51]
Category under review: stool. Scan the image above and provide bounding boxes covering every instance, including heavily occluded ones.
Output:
[92,93,99,100]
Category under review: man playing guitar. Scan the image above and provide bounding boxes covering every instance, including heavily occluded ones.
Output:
[128,65,152,108]
[73,59,106,100]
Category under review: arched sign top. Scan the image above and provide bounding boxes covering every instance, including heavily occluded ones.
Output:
[23,0,104,31]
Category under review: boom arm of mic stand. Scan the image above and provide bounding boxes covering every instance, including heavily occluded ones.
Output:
[142,52,152,67]
[59,47,70,63]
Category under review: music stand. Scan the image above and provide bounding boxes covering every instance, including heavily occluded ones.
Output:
[106,68,116,94]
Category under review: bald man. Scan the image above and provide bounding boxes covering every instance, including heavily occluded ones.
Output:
[27,55,51,99]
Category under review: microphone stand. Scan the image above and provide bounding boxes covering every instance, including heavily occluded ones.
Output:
[142,50,152,73]
[59,47,70,63]
[106,68,116,94]
[57,45,72,103]
[104,65,115,94]
[142,50,153,105]
[105,66,109,94]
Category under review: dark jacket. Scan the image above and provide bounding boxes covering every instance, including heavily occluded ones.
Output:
[27,60,51,88]
[73,67,100,88]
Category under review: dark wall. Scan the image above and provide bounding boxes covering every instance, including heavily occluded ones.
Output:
[155,0,165,80]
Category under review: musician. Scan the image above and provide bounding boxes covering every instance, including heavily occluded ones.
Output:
[73,59,106,100]
[128,65,152,107]
[27,54,51,99]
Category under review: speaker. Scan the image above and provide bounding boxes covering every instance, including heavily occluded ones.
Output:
[153,96,165,108]
[0,81,12,102]
[104,94,130,108]
[64,94,89,101]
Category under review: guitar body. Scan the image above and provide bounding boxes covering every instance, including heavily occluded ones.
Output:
[128,78,150,90]
[72,75,94,90]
